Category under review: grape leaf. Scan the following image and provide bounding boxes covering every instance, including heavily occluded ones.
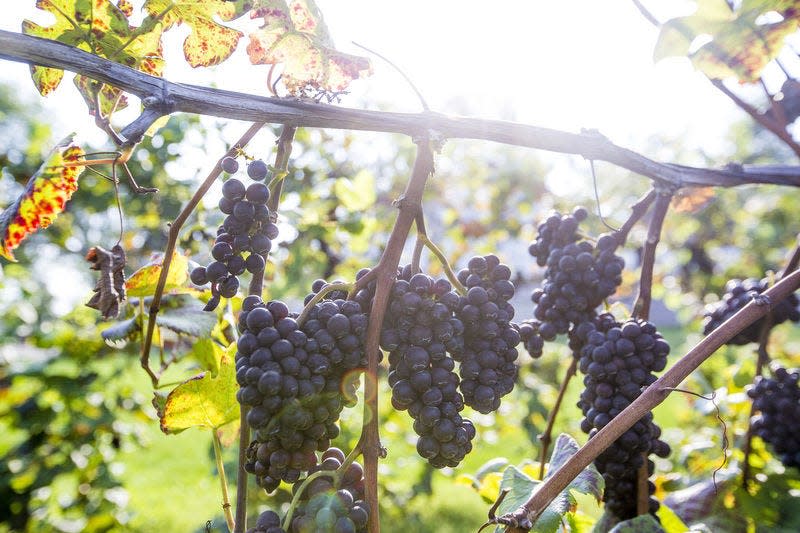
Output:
[100,316,140,342]
[490,434,604,533]
[85,244,127,319]
[143,0,253,67]
[125,250,189,297]
[156,303,218,338]
[247,0,372,95]
[190,337,225,376]
[609,514,666,533]
[23,0,165,116]
[159,342,239,433]
[0,136,84,261]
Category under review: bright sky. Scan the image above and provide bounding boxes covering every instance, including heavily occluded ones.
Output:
[0,1,750,161]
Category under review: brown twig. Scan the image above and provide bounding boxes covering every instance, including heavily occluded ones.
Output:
[614,189,657,246]
[537,357,578,480]
[361,139,435,532]
[501,268,800,531]
[633,189,673,321]
[140,122,266,386]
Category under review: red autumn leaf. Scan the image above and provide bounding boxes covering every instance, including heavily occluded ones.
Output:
[247,0,372,95]
[0,137,85,261]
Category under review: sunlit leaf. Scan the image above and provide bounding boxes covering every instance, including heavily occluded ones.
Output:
[334,170,376,210]
[125,250,189,297]
[0,136,84,261]
[656,504,691,533]
[159,342,239,433]
[144,0,252,67]
[672,186,715,213]
[247,0,372,95]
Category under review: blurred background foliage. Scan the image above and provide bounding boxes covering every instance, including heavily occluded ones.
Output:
[2,71,800,533]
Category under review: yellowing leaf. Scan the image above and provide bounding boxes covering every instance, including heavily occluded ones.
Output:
[125,250,189,297]
[247,0,372,95]
[671,186,715,213]
[159,343,239,433]
[0,136,84,261]
[144,0,251,67]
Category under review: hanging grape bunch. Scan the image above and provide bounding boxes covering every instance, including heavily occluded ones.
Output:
[237,290,367,491]
[573,313,671,520]
[520,207,625,358]
[381,266,477,468]
[703,277,800,344]
[747,367,800,468]
[191,157,277,311]
[453,254,521,413]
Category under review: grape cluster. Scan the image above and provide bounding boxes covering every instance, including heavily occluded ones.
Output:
[191,177,278,311]
[522,207,624,358]
[288,448,369,533]
[454,255,520,413]
[247,510,285,533]
[574,314,671,520]
[237,293,367,491]
[703,277,800,344]
[748,367,800,468]
[381,267,476,468]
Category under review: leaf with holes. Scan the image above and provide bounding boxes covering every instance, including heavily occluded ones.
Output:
[0,136,84,261]
[247,0,372,95]
[159,342,239,433]
[144,0,252,67]
[125,250,189,297]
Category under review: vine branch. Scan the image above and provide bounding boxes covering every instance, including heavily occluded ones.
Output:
[502,268,800,531]
[632,189,672,320]
[2,30,800,188]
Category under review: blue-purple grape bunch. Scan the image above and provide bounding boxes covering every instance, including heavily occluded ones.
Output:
[748,367,800,469]
[573,313,671,520]
[191,157,277,311]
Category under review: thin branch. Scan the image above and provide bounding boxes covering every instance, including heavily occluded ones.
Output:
[537,357,578,480]
[3,31,800,188]
[352,41,430,111]
[613,188,657,246]
[501,268,800,532]
[631,0,660,26]
[633,190,672,320]
[212,429,235,533]
[360,139,436,532]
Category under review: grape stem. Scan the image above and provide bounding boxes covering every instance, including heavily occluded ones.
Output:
[295,282,354,327]
[281,469,341,530]
[212,428,236,532]
[537,357,578,480]
[413,226,467,295]
[613,188,657,246]
[359,138,436,533]
[500,268,800,532]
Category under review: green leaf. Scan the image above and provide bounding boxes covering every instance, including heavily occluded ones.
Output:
[608,514,666,533]
[159,342,239,433]
[100,316,140,342]
[189,337,225,375]
[490,434,604,533]
[656,504,691,533]
[247,0,372,94]
[156,303,217,337]
[334,170,376,211]
[144,0,250,67]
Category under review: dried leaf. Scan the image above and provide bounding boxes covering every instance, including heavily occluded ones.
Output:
[86,244,128,319]
[0,136,84,261]
[671,186,715,213]
[247,0,372,95]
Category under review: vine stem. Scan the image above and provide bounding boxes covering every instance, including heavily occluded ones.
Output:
[212,429,235,532]
[613,188,657,246]
[630,188,671,515]
[296,282,353,326]
[360,139,435,532]
[140,122,266,387]
[502,268,800,531]
[537,357,578,480]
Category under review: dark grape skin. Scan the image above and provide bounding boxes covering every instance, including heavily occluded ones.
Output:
[190,266,208,285]
[222,178,246,200]
[221,156,239,174]
[248,159,269,181]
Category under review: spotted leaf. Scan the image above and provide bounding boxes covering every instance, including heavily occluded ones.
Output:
[247,0,372,95]
[0,137,85,261]
[144,0,253,67]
